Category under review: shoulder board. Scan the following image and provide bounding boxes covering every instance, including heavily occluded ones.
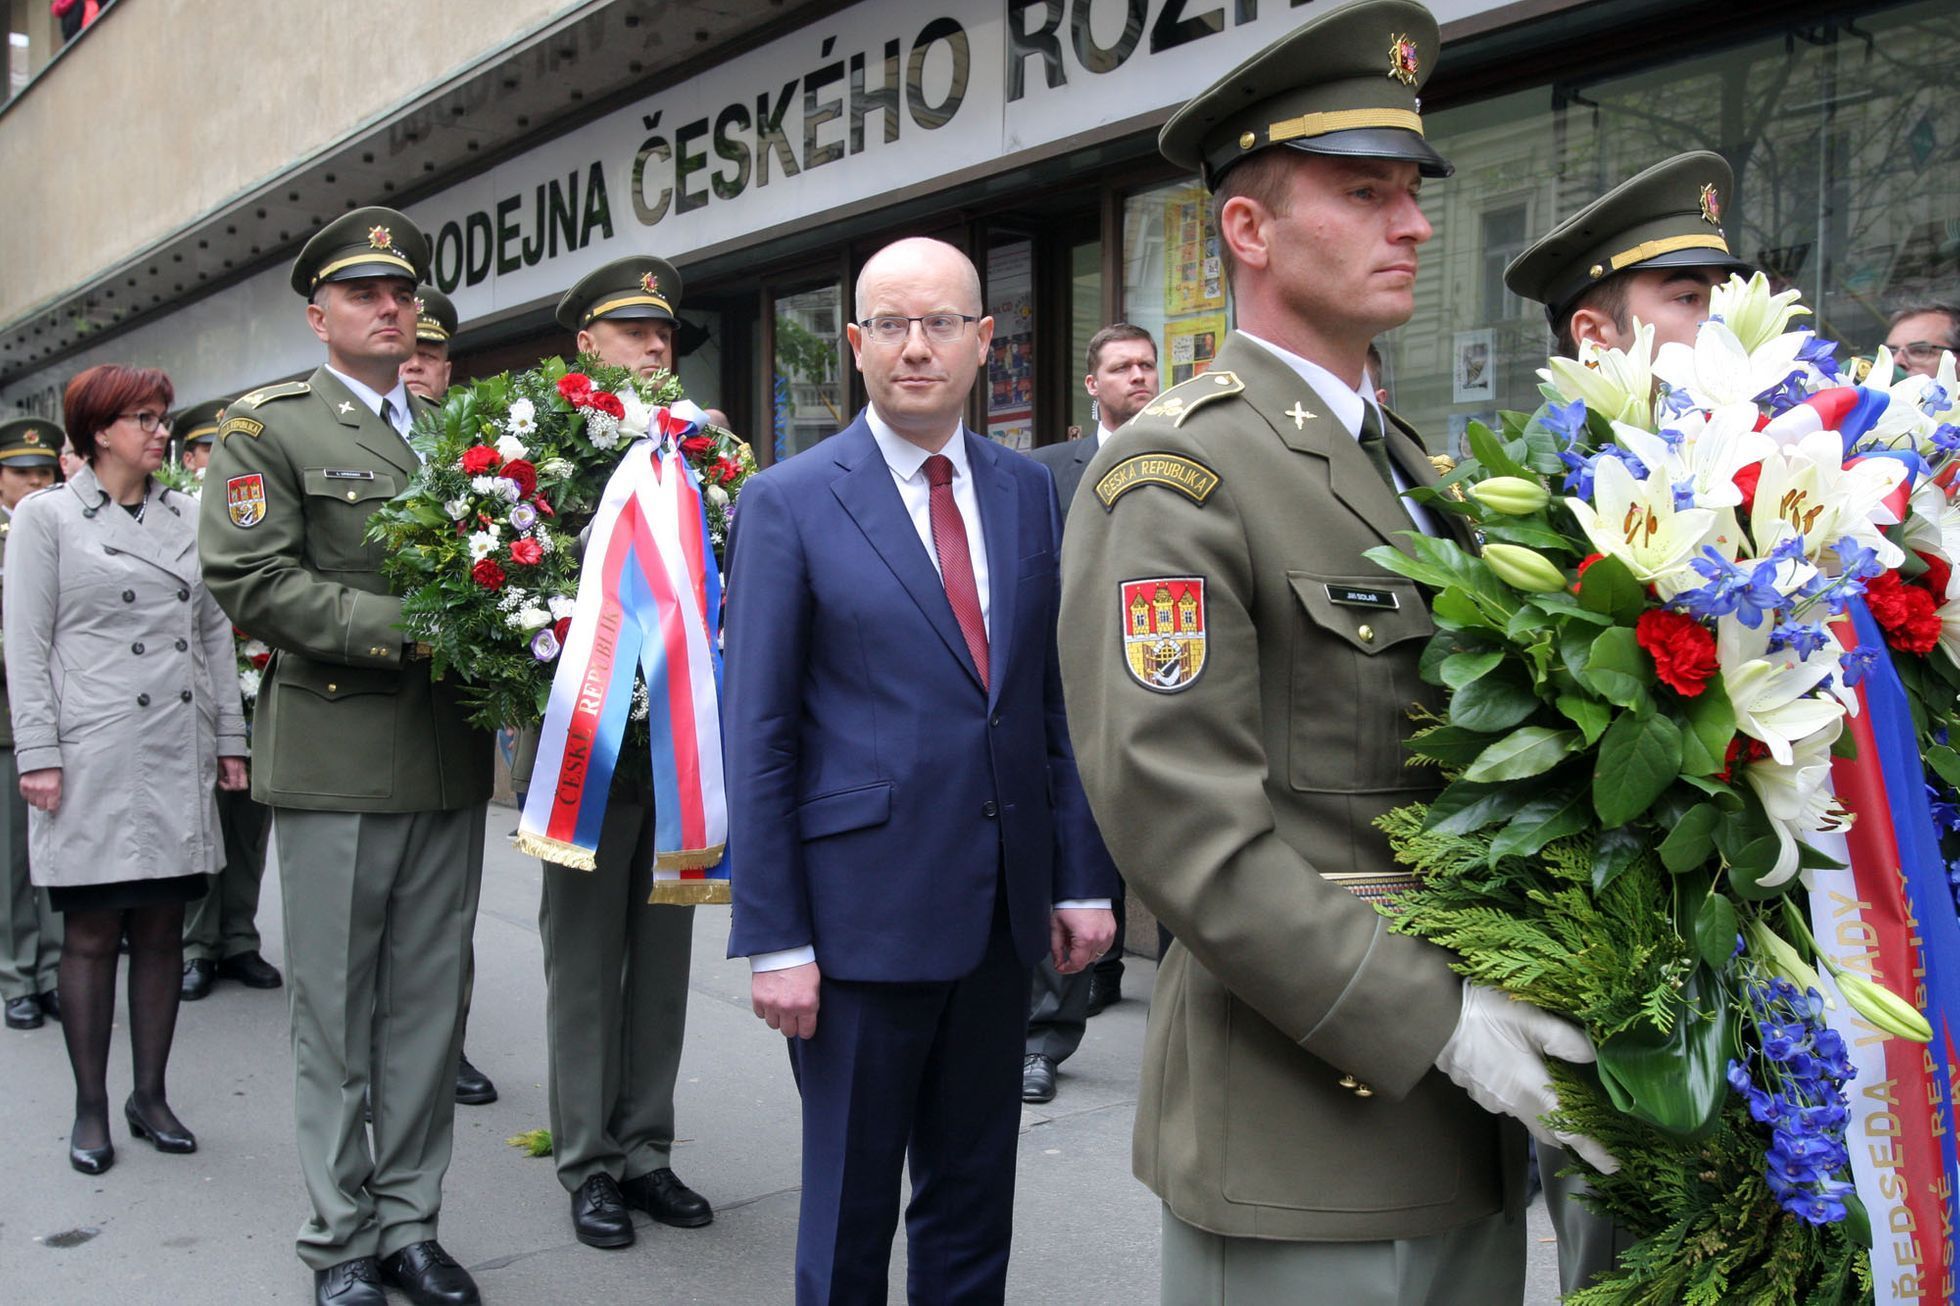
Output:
[228,381,311,412]
[1094,451,1222,512]
[1129,370,1242,429]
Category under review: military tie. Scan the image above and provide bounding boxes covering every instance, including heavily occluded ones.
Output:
[1356,403,1397,492]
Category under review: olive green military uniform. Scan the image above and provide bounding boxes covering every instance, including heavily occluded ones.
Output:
[197,209,492,1273]
[1501,150,1745,1297]
[1059,5,1524,1302]
[0,418,63,1011]
[176,398,276,972]
[530,255,703,1207]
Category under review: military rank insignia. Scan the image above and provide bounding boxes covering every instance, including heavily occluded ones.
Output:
[1698,183,1722,225]
[1388,34,1420,86]
[1121,577,1207,693]
[226,474,267,528]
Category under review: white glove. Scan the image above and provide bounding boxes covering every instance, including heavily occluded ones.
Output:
[1434,982,1620,1175]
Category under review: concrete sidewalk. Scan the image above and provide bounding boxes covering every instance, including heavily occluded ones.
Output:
[0,808,1560,1302]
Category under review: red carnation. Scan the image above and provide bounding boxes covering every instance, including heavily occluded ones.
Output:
[509,537,543,566]
[471,558,507,590]
[1716,734,1773,783]
[587,391,626,420]
[1635,608,1719,697]
[713,457,740,484]
[502,459,538,498]
[553,617,571,645]
[557,373,594,404]
[1914,551,1952,603]
[679,435,714,459]
[1895,596,1943,655]
[460,445,502,475]
[1732,462,1762,514]
[1864,570,1915,629]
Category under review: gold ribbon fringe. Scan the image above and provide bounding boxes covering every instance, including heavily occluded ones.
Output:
[513,830,597,871]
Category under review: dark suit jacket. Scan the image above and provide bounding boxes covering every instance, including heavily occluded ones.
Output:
[1030,432,1104,526]
[722,412,1114,982]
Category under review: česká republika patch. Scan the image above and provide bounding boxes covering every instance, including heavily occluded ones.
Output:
[1094,453,1220,511]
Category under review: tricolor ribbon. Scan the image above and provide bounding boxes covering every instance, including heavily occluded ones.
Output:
[516,407,729,905]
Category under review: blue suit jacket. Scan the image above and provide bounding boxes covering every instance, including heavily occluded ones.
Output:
[722,413,1115,982]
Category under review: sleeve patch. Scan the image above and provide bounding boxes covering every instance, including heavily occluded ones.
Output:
[1095,453,1221,511]
[1120,577,1207,692]
[219,416,265,440]
[226,474,267,528]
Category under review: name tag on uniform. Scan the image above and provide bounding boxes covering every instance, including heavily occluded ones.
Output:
[1325,585,1399,609]
[324,468,375,480]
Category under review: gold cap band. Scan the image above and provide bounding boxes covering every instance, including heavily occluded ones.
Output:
[310,250,418,289]
[416,320,452,342]
[1608,233,1731,273]
[179,423,221,443]
[584,292,673,324]
[1268,106,1425,145]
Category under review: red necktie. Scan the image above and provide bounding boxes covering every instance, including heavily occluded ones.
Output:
[923,453,989,688]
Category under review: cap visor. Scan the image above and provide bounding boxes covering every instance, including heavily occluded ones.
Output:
[0,453,59,467]
[1633,247,1751,276]
[1283,128,1453,179]
[592,304,676,323]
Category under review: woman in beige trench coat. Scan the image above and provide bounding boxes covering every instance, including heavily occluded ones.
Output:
[1,364,248,1174]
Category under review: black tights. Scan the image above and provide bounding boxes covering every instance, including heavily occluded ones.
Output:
[58,902,188,1150]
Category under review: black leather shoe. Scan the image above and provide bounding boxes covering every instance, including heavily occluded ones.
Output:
[1022,1053,1058,1103]
[571,1173,635,1248]
[38,989,59,1021]
[620,1167,713,1228]
[125,1096,196,1154]
[314,1255,385,1306]
[5,995,42,1029]
[180,959,215,1001]
[454,1052,498,1105]
[216,950,283,989]
[379,1240,479,1306]
[69,1120,113,1175]
[1085,970,1122,1018]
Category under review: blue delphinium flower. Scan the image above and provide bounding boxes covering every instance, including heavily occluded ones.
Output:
[1932,423,1960,456]
[1841,647,1881,688]
[1730,973,1859,1227]
[1679,547,1788,628]
[1759,371,1811,415]
[1559,444,1649,499]
[1796,332,1840,374]
[1769,619,1831,659]
[1538,398,1589,447]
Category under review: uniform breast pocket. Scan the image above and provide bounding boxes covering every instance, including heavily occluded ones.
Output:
[301,469,398,573]
[1285,571,1435,794]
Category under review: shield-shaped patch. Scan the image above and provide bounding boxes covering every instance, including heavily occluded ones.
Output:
[226,474,267,528]
[1121,576,1207,692]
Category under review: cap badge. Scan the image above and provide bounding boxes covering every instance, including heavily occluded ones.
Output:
[414,296,426,317]
[1698,183,1722,225]
[23,430,39,445]
[640,271,661,295]
[1388,35,1420,86]
[367,226,394,251]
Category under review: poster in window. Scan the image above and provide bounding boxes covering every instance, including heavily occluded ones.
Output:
[986,240,1036,450]
[1452,328,1495,405]
[1163,193,1225,317]
[1167,313,1227,386]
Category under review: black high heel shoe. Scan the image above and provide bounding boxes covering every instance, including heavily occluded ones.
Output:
[70,1121,114,1175]
[124,1097,196,1154]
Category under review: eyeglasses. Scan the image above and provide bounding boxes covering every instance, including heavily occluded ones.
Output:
[1886,340,1955,365]
[116,411,168,432]
[858,314,979,345]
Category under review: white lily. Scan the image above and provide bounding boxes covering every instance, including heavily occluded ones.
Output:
[1541,322,1656,427]
[1749,429,1905,569]
[1610,402,1773,512]
[1565,455,1715,589]
[1653,317,1808,410]
[495,434,529,463]
[1710,272,1810,354]
[1741,718,1848,889]
[1900,478,1960,566]
[1719,614,1847,767]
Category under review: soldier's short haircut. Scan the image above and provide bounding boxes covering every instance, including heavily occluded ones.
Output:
[1211,151,1297,290]
[1555,273,1634,360]
[1086,323,1156,374]
[1887,302,1960,348]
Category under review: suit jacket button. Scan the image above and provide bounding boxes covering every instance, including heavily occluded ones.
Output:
[180,690,193,703]
[137,693,151,707]
[989,714,1001,727]
[981,800,998,818]
[131,642,145,655]
[1357,623,1376,643]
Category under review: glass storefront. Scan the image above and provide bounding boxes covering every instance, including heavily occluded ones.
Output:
[1122,180,1229,389]
[770,282,846,461]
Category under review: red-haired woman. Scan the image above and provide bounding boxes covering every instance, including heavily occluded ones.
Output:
[1,364,248,1174]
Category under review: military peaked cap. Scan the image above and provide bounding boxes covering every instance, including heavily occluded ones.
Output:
[290,206,429,295]
[555,256,682,331]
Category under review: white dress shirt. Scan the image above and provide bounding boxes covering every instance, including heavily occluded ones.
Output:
[324,365,416,448]
[750,407,1104,973]
[1236,333,1440,537]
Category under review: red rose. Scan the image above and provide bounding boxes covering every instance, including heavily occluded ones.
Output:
[502,459,538,498]
[588,391,625,420]
[1635,608,1719,697]
[460,445,502,475]
[713,457,740,484]
[679,435,714,459]
[553,617,571,645]
[533,494,556,518]
[509,537,543,566]
[557,373,594,403]
[250,651,270,670]
[472,559,507,590]
[1732,462,1762,514]
[1914,551,1952,603]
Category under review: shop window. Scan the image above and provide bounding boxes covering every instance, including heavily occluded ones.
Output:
[771,284,845,462]
[1122,180,1228,388]
[985,237,1037,450]
[1068,239,1103,438]
[1385,0,1960,449]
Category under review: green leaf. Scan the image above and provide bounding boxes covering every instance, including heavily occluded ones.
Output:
[1488,786,1591,861]
[1524,588,1612,626]
[1658,803,1720,874]
[1595,966,1737,1140]
[1726,836,1791,899]
[1576,554,1645,625]
[1430,587,1500,632]
[1554,693,1612,745]
[1468,421,1527,477]
[1590,824,1646,892]
[1594,711,1682,827]
[1424,780,1531,836]
[1692,894,1739,969]
[1449,663,1541,733]
[1582,626,1652,711]
[1677,682,1737,779]
[1403,725,1503,768]
[1927,745,1960,791]
[1481,521,1575,552]
[1795,839,1847,871]
[1440,650,1505,690]
[1462,727,1581,782]
[1679,773,1744,808]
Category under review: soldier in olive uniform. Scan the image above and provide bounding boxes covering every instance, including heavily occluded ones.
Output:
[175,399,283,1002]
[1056,4,1613,1301]
[198,208,493,1306]
[1502,150,1747,1298]
[0,417,63,1030]
[518,256,712,1250]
